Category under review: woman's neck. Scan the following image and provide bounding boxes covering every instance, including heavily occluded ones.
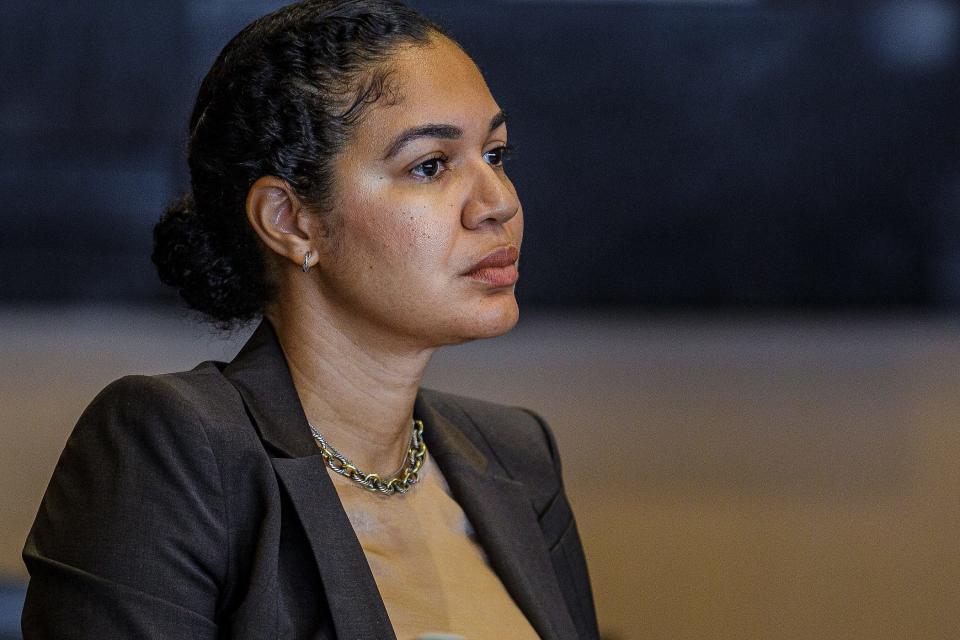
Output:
[266,302,435,473]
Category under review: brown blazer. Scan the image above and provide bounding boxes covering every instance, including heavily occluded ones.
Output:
[22,320,599,639]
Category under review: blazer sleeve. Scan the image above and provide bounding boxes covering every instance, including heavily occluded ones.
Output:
[22,375,228,639]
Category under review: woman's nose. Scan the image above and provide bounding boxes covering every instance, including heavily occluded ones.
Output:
[461,163,520,229]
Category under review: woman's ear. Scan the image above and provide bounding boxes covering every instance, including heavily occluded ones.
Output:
[245,176,319,271]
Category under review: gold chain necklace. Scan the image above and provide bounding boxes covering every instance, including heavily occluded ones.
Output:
[308,419,427,496]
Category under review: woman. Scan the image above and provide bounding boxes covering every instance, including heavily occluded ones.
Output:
[22,1,598,638]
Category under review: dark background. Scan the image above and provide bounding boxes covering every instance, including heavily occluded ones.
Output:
[2,0,959,311]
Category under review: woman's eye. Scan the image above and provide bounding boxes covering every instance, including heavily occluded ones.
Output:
[484,145,512,167]
[411,157,445,179]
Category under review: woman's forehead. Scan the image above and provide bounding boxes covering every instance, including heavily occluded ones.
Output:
[355,38,502,148]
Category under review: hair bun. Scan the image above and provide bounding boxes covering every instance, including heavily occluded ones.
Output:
[152,192,267,326]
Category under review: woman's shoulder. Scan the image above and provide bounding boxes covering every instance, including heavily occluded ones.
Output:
[71,362,268,486]
[90,361,236,415]
[23,363,249,634]
[82,361,251,438]
[66,362,242,469]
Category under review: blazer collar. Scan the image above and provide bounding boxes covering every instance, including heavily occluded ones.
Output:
[223,319,577,640]
[222,319,316,458]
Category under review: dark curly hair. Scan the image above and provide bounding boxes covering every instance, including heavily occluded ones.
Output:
[152,0,444,327]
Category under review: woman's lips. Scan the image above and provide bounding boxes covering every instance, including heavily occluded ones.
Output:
[464,246,520,287]
[468,264,519,287]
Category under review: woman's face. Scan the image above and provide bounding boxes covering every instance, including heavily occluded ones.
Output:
[315,35,523,348]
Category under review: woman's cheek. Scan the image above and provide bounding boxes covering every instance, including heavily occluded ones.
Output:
[398,202,449,251]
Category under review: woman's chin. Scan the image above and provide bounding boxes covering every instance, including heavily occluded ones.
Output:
[459,295,520,342]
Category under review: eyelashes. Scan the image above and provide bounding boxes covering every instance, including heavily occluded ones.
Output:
[409,144,515,182]
[410,154,447,179]
[484,144,514,167]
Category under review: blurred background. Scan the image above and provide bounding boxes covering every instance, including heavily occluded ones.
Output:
[2,0,960,638]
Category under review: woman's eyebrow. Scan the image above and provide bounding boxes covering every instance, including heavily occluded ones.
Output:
[382,110,508,160]
[383,124,462,160]
[489,110,507,132]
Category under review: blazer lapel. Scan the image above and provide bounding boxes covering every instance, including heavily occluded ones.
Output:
[416,395,580,640]
[272,457,395,639]
[222,320,316,458]
[224,321,395,640]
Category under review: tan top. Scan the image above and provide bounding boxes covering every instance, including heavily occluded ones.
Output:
[329,456,540,640]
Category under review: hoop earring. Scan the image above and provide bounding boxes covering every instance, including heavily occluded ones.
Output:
[302,251,312,273]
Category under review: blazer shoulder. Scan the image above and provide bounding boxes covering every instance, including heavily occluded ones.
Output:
[89,360,225,404]
[419,388,564,489]
[82,370,210,438]
[60,363,246,497]
[87,362,245,432]
[72,364,258,494]
[24,366,237,632]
